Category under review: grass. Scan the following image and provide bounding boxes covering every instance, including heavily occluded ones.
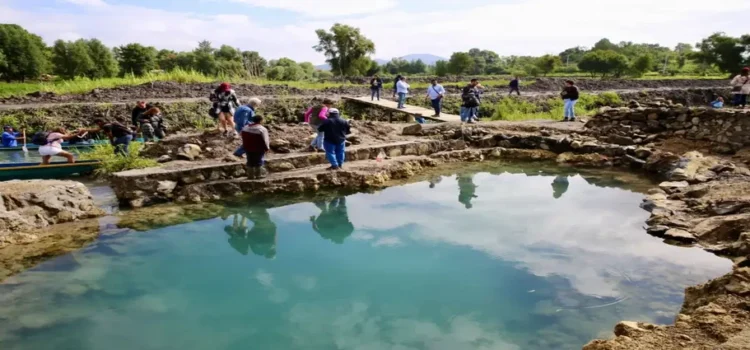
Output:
[78,142,157,176]
[485,92,623,121]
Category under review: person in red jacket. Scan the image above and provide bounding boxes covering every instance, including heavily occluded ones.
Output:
[241,115,270,179]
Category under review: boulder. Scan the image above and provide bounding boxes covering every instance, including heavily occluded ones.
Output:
[663,229,696,243]
[644,151,681,175]
[402,124,424,136]
[346,134,362,145]
[556,152,611,167]
[270,139,291,151]
[607,135,635,146]
[176,144,202,161]
[157,155,173,163]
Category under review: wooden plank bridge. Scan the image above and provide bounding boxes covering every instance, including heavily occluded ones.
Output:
[342,96,461,123]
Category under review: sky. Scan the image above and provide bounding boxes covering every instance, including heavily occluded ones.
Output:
[2,0,749,65]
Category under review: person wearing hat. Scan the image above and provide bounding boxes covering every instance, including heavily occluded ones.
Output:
[210,82,241,136]
[730,67,750,108]
[1,126,24,147]
[317,108,350,170]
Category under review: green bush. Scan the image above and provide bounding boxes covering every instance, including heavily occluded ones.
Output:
[78,142,157,176]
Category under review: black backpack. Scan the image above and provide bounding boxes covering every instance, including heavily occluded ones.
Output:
[31,131,50,146]
[462,89,479,107]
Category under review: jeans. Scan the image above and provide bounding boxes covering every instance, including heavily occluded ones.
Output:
[246,151,265,167]
[233,145,246,157]
[113,134,133,156]
[431,98,442,115]
[460,106,478,122]
[564,99,577,119]
[371,88,380,101]
[734,94,748,107]
[310,124,324,150]
[323,141,346,168]
[509,87,520,96]
[397,92,407,108]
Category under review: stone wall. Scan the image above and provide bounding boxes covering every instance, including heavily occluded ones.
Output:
[585,107,750,149]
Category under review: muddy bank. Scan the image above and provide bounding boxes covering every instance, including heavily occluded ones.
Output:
[0,78,728,105]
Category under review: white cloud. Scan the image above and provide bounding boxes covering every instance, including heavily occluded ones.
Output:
[3,0,750,64]
[228,0,398,17]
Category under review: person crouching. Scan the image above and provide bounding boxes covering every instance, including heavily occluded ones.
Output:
[241,115,270,179]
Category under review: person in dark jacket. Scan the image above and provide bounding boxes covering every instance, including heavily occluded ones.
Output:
[80,119,134,155]
[509,77,521,96]
[310,197,354,244]
[241,115,270,179]
[561,80,580,122]
[370,75,383,101]
[317,108,350,170]
[131,101,152,126]
[460,79,482,123]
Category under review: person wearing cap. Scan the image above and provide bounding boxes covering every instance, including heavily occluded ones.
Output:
[317,108,350,170]
[210,82,240,136]
[730,67,750,108]
[1,126,24,147]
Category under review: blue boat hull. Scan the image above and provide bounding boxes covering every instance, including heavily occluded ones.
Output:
[0,160,101,181]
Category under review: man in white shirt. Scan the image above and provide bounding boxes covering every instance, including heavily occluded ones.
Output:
[426,79,446,117]
[396,76,410,109]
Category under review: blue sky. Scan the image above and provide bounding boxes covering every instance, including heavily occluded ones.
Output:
[2,0,749,64]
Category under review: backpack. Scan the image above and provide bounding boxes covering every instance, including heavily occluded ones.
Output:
[309,105,324,126]
[31,131,50,146]
[462,88,479,107]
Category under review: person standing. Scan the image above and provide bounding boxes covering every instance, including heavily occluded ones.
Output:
[560,80,580,122]
[317,108,350,170]
[730,67,750,108]
[232,98,262,157]
[509,77,521,96]
[210,82,240,137]
[396,76,410,109]
[426,79,446,117]
[1,126,24,147]
[370,75,383,101]
[461,79,482,123]
[304,98,332,152]
[241,115,270,179]
[392,74,403,98]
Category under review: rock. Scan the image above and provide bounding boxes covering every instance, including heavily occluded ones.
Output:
[402,124,424,136]
[176,144,202,161]
[0,180,105,242]
[270,139,291,150]
[725,268,750,295]
[346,134,362,145]
[628,100,641,108]
[634,147,652,159]
[570,140,583,149]
[664,228,696,243]
[607,135,635,146]
[625,154,646,168]
[670,168,689,181]
[157,155,172,163]
[557,153,611,167]
[711,201,750,216]
[645,152,681,175]
[659,181,689,190]
[156,181,177,195]
[646,225,670,237]
[614,321,647,337]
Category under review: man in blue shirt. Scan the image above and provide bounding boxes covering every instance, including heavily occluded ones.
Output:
[1,126,24,147]
[233,98,262,157]
[426,79,446,117]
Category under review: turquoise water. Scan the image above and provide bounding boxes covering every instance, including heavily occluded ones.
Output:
[0,167,731,350]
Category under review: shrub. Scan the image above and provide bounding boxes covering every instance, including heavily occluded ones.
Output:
[78,142,157,176]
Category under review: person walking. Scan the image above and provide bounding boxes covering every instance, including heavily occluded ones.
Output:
[36,127,77,164]
[561,80,580,122]
[730,67,750,108]
[461,79,482,123]
[210,82,240,137]
[509,76,521,96]
[304,98,332,152]
[396,76,410,109]
[240,115,270,179]
[426,79,446,117]
[370,75,383,101]
[317,108,350,170]
[392,74,403,98]
[232,98,262,157]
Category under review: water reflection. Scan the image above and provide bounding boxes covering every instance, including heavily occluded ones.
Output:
[311,197,354,244]
[552,175,570,199]
[222,207,277,259]
[457,174,478,209]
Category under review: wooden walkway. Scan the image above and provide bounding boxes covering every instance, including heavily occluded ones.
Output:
[342,96,461,123]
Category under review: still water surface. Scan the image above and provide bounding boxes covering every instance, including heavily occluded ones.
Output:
[0,166,731,349]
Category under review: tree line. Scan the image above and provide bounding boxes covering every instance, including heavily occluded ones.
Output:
[1,22,749,83]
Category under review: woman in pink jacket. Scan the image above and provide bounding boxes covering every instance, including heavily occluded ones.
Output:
[304,98,333,152]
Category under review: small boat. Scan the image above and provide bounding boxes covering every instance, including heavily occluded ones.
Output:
[0,139,109,152]
[0,160,101,181]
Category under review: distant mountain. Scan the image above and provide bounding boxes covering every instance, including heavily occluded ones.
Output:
[315,54,446,71]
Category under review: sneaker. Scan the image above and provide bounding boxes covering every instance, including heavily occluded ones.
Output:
[569,118,576,122]
[326,166,340,171]
[562,118,570,122]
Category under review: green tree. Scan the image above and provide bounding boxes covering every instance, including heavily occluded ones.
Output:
[175,52,196,71]
[447,52,474,74]
[266,66,286,81]
[192,41,217,75]
[314,23,376,76]
[692,33,748,74]
[592,38,618,52]
[114,43,157,76]
[215,45,242,62]
[51,39,94,79]
[216,59,246,77]
[578,50,629,78]
[674,43,694,69]
[86,39,118,78]
[558,46,587,65]
[434,60,449,77]
[299,62,315,78]
[157,49,179,71]
[535,54,562,76]
[241,51,266,77]
[0,24,49,81]
[629,54,654,77]
[0,51,6,74]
